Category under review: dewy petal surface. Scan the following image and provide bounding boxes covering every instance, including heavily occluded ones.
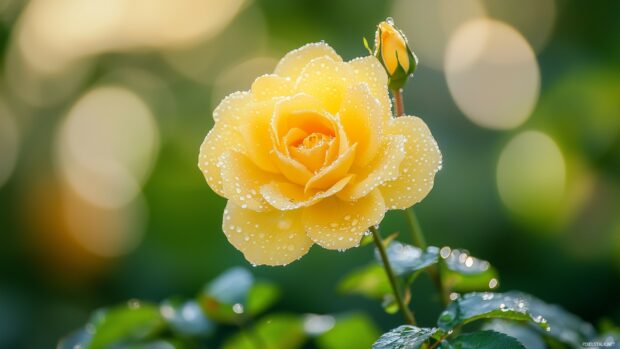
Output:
[295,56,353,114]
[260,175,352,211]
[338,135,406,201]
[380,116,442,209]
[199,91,252,196]
[251,74,293,101]
[275,42,342,80]
[347,56,391,123]
[304,144,357,191]
[303,189,386,250]
[223,202,313,266]
[219,151,281,212]
[338,83,383,167]
[237,99,278,173]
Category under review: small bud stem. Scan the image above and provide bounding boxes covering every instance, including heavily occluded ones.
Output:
[393,88,405,116]
[370,225,417,326]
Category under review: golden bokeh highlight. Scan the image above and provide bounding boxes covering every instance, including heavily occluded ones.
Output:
[62,187,148,258]
[55,86,160,209]
[445,19,540,130]
[161,4,267,85]
[16,0,247,75]
[497,131,566,226]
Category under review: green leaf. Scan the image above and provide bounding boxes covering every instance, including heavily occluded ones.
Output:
[338,264,391,299]
[437,292,550,332]
[86,301,166,349]
[376,242,439,277]
[58,329,92,349]
[221,313,306,349]
[112,339,189,349]
[506,292,596,347]
[372,325,438,349]
[482,320,546,349]
[440,248,498,292]
[160,299,214,337]
[441,330,525,349]
[246,282,280,316]
[317,313,380,349]
[199,267,254,323]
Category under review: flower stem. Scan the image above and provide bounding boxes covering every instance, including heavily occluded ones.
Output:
[370,225,417,326]
[393,87,449,306]
[393,88,405,116]
[405,208,427,249]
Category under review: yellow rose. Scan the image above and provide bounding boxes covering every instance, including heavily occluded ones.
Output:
[198,42,441,266]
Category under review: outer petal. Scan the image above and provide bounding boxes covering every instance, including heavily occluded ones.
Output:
[198,92,252,196]
[337,135,406,201]
[219,151,281,212]
[347,56,391,123]
[303,189,386,250]
[295,56,353,114]
[380,116,442,209]
[237,99,278,173]
[260,175,353,210]
[223,202,313,266]
[338,83,383,167]
[251,74,293,101]
[275,42,342,80]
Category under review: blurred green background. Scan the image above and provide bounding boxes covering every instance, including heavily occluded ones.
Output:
[0,0,619,347]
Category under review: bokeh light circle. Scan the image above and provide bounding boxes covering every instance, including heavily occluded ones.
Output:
[445,19,540,130]
[56,86,159,209]
[62,188,147,258]
[391,0,486,71]
[481,0,556,53]
[497,130,566,225]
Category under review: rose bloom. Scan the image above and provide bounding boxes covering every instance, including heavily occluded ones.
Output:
[199,42,441,266]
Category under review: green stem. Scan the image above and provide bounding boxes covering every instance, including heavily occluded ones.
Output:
[393,88,405,116]
[370,225,417,326]
[393,87,449,306]
[406,208,427,249]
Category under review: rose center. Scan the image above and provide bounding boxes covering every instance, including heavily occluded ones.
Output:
[286,130,334,173]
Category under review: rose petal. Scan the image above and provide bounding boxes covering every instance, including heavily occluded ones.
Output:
[223,202,313,266]
[251,74,294,101]
[303,189,386,250]
[380,116,442,209]
[272,94,334,147]
[337,135,406,201]
[219,151,281,212]
[272,148,313,186]
[305,143,356,191]
[237,99,279,173]
[338,83,383,167]
[260,175,353,211]
[199,92,252,196]
[295,56,353,114]
[275,42,342,80]
[347,56,391,123]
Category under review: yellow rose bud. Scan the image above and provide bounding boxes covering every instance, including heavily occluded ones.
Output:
[374,18,417,90]
[199,42,441,266]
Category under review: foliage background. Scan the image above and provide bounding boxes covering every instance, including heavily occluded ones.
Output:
[0,0,619,347]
